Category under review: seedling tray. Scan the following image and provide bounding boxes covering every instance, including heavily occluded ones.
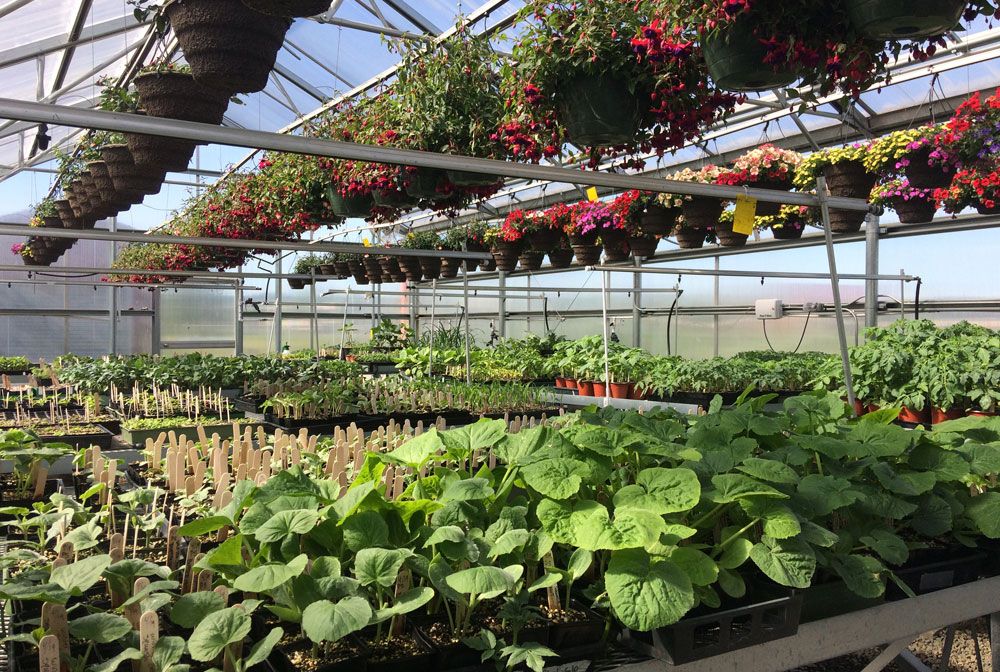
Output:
[233,395,265,414]
[886,547,987,599]
[122,422,265,446]
[30,427,111,451]
[797,578,886,622]
[619,585,801,665]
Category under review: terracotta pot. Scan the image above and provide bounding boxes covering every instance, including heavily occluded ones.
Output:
[577,381,594,396]
[898,406,929,424]
[640,204,677,236]
[165,0,291,94]
[630,384,647,400]
[843,396,866,416]
[593,382,607,397]
[931,407,965,424]
[628,236,658,259]
[555,378,566,388]
[548,248,574,268]
[674,227,706,249]
[609,382,631,399]
[565,379,578,390]
[968,410,1000,417]
[867,403,881,413]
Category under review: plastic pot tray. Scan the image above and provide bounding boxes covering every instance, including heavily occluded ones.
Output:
[122,422,265,446]
[619,585,802,665]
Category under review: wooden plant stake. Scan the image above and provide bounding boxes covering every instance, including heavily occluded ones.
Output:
[542,552,562,613]
[214,585,229,605]
[38,634,60,672]
[391,569,412,637]
[58,541,73,563]
[197,569,213,592]
[165,525,180,570]
[182,540,202,594]
[41,603,69,671]
[126,578,150,632]
[139,612,158,672]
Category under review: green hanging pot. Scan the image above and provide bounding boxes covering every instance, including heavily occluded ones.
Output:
[846,0,965,39]
[557,73,643,148]
[404,167,449,200]
[327,184,373,218]
[703,20,798,92]
[372,187,418,210]
[446,169,499,188]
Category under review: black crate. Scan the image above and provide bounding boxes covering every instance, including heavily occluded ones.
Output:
[886,547,987,599]
[619,586,801,665]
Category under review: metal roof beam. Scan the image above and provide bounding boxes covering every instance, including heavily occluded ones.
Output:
[378,0,441,34]
[0,14,146,70]
[272,61,327,103]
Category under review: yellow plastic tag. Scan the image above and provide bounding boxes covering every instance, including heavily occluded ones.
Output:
[733,194,757,235]
[586,187,599,202]
[362,238,371,247]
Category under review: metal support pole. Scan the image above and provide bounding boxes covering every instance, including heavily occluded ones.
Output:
[338,287,351,357]
[901,269,906,320]
[309,268,317,353]
[234,280,243,356]
[601,270,611,405]
[428,279,437,378]
[714,256,720,357]
[274,256,283,353]
[463,253,472,384]
[865,214,881,329]
[817,176,858,412]
[632,257,642,348]
[109,216,117,355]
[498,271,507,338]
[150,288,161,355]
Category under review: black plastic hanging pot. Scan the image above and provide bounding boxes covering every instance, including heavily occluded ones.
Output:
[327,185,374,218]
[404,167,449,200]
[558,73,643,148]
[846,0,965,39]
[703,20,798,92]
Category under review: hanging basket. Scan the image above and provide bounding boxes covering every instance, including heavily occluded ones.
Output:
[327,186,374,218]
[333,261,351,278]
[599,226,628,247]
[134,71,230,124]
[674,227,707,249]
[348,260,369,285]
[164,0,291,94]
[771,224,805,240]
[492,250,520,272]
[287,278,306,290]
[126,132,197,173]
[372,187,418,210]
[518,251,545,271]
[446,169,499,188]
[379,257,403,281]
[640,204,677,237]
[975,200,1000,215]
[548,248,574,268]
[704,19,799,92]
[404,168,449,200]
[479,257,497,272]
[362,256,383,283]
[419,256,442,280]
[558,73,643,148]
[823,160,875,233]
[628,236,659,259]
[714,220,749,247]
[100,144,165,196]
[569,236,603,266]
[318,263,337,277]
[398,257,423,282]
[681,197,724,229]
[752,179,790,217]
[528,228,565,252]
[904,146,953,190]
[890,195,937,224]
[603,242,631,263]
[440,257,462,279]
[54,200,82,229]
[846,0,965,39]
[239,0,332,17]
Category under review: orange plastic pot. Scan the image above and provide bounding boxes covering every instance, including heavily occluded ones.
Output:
[577,381,595,396]
[565,379,578,390]
[609,382,631,399]
[931,408,965,424]
[593,382,607,397]
[898,406,930,423]
[555,378,566,388]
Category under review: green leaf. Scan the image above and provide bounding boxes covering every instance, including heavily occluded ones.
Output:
[51,554,111,594]
[749,537,815,589]
[668,547,718,587]
[89,648,141,672]
[717,567,746,598]
[969,443,1000,475]
[488,529,531,558]
[520,458,588,500]
[254,509,318,543]
[566,547,593,581]
[606,548,694,630]
[613,467,701,515]
[440,419,507,461]
[232,554,308,593]
[428,554,466,606]
[870,463,936,496]
[859,530,909,566]
[710,474,787,503]
[187,607,252,662]
[177,516,230,537]
[383,429,444,469]
[354,548,411,588]
[170,591,226,628]
[244,627,283,668]
[716,538,753,570]
[445,566,514,599]
[794,475,860,516]
[342,510,388,552]
[198,534,244,569]
[910,493,953,536]
[152,637,186,672]
[830,555,885,598]
[965,492,1000,538]
[739,498,800,539]
[494,425,552,464]
[737,458,799,484]
[441,478,494,502]
[372,586,435,623]
[907,445,970,482]
[68,613,132,644]
[528,573,561,592]
[536,499,664,551]
[799,521,839,548]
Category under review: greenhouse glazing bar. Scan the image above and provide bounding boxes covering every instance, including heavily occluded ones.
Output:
[587,267,915,282]
[0,99,872,211]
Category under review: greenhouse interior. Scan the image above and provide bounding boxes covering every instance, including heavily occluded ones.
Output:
[5,0,1000,671]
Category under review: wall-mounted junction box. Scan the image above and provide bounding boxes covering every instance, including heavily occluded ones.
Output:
[755,299,784,320]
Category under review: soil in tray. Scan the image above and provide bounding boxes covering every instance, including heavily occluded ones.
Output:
[360,633,434,669]
[276,638,363,672]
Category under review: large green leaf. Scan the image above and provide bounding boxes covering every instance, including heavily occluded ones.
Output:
[187,607,252,661]
[170,591,226,628]
[906,445,970,482]
[68,613,132,643]
[244,627,284,668]
[536,499,664,551]
[445,566,514,599]
[232,554,308,592]
[709,474,787,503]
[301,597,371,644]
[859,529,909,566]
[488,529,532,558]
[383,429,444,469]
[354,548,411,588]
[667,547,718,587]
[521,458,589,500]
[606,548,694,630]
[51,554,111,595]
[89,649,141,672]
[739,497,801,539]
[749,537,815,589]
[612,467,700,515]
[152,637,186,672]
[494,425,553,464]
[869,463,936,496]
[428,554,467,606]
[965,492,1000,538]
[440,419,507,461]
[441,478,494,503]
[177,516,231,537]
[198,534,244,569]
[830,554,885,598]
[342,510,388,552]
[253,509,318,543]
[372,586,435,624]
[910,493,953,536]
[794,474,860,516]
[716,538,753,570]
[848,422,912,458]
[736,458,799,484]
[566,547,593,581]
